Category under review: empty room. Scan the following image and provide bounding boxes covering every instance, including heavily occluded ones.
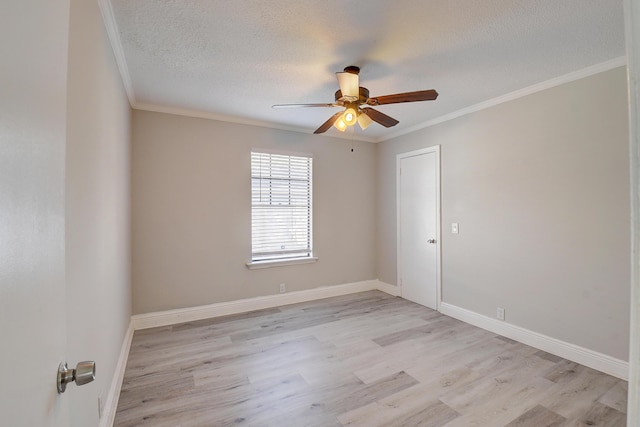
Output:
[3,1,640,426]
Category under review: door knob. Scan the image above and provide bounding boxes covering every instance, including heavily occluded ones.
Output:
[427,239,437,244]
[57,361,96,393]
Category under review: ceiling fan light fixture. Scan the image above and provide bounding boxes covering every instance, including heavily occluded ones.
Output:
[357,111,373,130]
[333,118,347,132]
[342,106,358,126]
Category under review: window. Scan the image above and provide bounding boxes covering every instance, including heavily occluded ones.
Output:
[250,151,313,265]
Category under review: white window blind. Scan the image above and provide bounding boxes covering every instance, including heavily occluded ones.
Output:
[251,152,312,262]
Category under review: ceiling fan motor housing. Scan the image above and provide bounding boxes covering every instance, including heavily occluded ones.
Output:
[335,87,370,104]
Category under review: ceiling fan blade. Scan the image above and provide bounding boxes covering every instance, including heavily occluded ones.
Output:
[367,89,439,106]
[336,71,359,100]
[313,112,344,134]
[361,107,399,128]
[272,103,338,109]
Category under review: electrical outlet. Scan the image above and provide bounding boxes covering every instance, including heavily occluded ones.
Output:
[497,307,505,321]
[451,223,459,234]
[279,283,286,293]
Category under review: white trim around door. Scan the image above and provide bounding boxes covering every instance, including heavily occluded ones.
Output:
[624,0,640,422]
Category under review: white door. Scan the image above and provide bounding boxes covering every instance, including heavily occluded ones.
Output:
[0,0,70,425]
[398,147,440,309]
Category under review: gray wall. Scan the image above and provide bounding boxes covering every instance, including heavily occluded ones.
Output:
[131,111,377,314]
[66,0,132,425]
[377,66,630,360]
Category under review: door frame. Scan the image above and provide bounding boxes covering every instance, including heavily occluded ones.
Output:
[396,145,442,310]
[624,0,640,421]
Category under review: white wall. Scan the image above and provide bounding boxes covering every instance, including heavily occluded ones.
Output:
[377,66,630,360]
[131,111,377,314]
[66,0,131,425]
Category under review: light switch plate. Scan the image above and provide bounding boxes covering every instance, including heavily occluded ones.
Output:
[451,223,459,234]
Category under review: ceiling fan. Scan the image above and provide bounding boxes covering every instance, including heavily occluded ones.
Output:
[273,66,438,134]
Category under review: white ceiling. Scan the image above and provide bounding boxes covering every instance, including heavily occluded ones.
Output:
[106,0,625,142]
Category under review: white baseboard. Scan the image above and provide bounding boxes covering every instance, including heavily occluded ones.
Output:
[376,280,401,296]
[100,320,134,427]
[132,280,382,330]
[439,302,629,380]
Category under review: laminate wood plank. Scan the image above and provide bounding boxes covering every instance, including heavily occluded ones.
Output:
[116,372,195,413]
[390,399,460,427]
[338,382,461,427]
[342,397,459,427]
[439,354,556,414]
[329,371,419,415]
[227,311,342,342]
[312,314,431,343]
[353,359,403,385]
[239,373,368,425]
[541,367,620,419]
[536,350,565,363]
[294,339,392,386]
[403,335,523,385]
[442,376,557,427]
[543,359,586,385]
[496,335,518,344]
[504,404,566,426]
[598,380,628,414]
[252,370,412,427]
[372,316,456,347]
[464,344,541,382]
[566,401,626,426]
[172,307,283,330]
[202,373,312,425]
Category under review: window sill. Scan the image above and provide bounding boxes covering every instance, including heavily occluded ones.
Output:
[246,257,318,270]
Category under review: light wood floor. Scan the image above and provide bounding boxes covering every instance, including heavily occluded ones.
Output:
[114,291,627,426]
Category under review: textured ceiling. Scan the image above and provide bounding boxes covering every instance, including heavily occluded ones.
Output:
[108,0,625,141]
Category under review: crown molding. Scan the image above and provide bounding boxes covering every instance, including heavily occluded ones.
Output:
[97,0,136,105]
[133,102,377,143]
[379,56,628,142]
